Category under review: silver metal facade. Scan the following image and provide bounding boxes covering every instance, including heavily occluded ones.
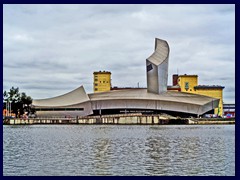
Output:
[32,86,219,117]
[32,86,93,117]
[146,38,169,94]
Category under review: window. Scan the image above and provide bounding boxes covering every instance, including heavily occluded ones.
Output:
[95,88,98,91]
[35,108,84,111]
[95,84,98,86]
[185,82,189,90]
[147,64,153,72]
[103,81,105,83]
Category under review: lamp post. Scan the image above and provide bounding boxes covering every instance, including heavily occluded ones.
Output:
[5,101,8,117]
[212,99,213,114]
[10,101,11,117]
[6,100,12,118]
[7,101,9,117]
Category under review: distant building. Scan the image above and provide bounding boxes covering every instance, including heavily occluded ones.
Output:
[223,104,235,117]
[93,71,111,93]
[173,74,224,116]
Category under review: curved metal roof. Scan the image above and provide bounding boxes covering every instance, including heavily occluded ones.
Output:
[147,38,170,66]
[32,86,90,107]
[88,89,217,106]
[33,86,219,116]
[88,89,219,115]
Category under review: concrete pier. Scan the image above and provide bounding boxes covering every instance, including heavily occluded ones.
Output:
[3,114,235,125]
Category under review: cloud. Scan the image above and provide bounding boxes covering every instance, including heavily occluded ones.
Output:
[3,4,235,103]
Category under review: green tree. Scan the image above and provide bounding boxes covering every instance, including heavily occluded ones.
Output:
[20,92,33,115]
[3,87,32,116]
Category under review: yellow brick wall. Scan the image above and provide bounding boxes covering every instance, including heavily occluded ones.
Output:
[93,72,111,93]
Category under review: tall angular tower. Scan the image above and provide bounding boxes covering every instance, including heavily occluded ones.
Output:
[146,38,170,94]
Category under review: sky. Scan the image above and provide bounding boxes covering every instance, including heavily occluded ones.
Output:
[3,4,235,103]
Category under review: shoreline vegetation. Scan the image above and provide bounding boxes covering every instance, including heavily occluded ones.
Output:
[3,113,235,125]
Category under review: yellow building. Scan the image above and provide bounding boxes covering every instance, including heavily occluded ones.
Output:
[177,74,198,92]
[93,71,111,93]
[194,85,224,116]
[177,74,224,116]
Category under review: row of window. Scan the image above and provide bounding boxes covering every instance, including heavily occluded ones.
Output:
[94,88,110,91]
[94,78,109,81]
[94,81,109,86]
[35,108,84,111]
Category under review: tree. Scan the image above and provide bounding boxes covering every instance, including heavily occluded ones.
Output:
[3,87,32,117]
[4,87,19,103]
[20,92,33,115]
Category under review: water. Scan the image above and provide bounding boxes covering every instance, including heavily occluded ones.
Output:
[3,124,235,176]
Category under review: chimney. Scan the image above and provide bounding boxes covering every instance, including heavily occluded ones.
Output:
[172,74,178,86]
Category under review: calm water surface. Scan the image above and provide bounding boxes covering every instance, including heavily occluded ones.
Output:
[3,124,235,176]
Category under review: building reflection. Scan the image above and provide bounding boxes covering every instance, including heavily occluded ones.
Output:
[144,135,204,175]
[92,138,112,175]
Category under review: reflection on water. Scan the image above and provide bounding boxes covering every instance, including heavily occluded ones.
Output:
[3,125,235,176]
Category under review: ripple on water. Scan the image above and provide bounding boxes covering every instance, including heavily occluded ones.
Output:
[3,124,235,176]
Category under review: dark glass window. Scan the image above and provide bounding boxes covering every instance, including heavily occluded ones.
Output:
[35,108,84,111]
[147,64,153,72]
[185,82,189,90]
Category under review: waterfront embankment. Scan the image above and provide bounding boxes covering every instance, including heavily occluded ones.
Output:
[3,113,235,125]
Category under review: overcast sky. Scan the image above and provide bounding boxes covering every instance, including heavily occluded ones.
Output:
[3,4,235,103]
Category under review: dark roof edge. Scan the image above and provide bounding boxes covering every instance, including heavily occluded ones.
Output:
[194,85,225,89]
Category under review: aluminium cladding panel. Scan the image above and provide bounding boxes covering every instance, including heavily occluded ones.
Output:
[146,38,169,94]
[68,101,93,116]
[36,111,87,117]
[32,86,90,107]
[146,60,159,94]
[199,99,220,114]
[35,101,93,117]
[158,57,169,93]
[90,99,212,115]
[146,58,168,94]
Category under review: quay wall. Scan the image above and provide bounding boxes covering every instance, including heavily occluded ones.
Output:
[3,114,235,125]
